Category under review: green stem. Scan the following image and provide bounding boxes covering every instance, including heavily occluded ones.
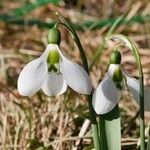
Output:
[139,67,145,150]
[129,39,145,150]
[56,12,100,149]
[88,94,101,150]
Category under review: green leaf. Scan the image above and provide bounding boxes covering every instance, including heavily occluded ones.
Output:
[147,127,150,150]
[106,16,124,36]
[84,145,94,150]
[1,15,150,30]
[99,105,121,150]
[147,138,150,150]
[89,40,105,71]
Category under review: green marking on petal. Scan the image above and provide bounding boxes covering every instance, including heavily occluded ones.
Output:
[47,50,60,73]
[112,67,123,90]
[115,83,122,90]
[112,67,123,83]
[48,65,58,72]
[47,50,59,65]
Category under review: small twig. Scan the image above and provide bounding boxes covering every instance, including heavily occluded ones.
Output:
[73,119,90,150]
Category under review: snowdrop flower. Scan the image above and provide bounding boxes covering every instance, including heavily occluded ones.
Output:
[92,50,150,114]
[18,27,92,96]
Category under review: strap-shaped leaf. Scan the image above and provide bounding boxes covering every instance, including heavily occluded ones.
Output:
[147,128,150,150]
[99,105,121,150]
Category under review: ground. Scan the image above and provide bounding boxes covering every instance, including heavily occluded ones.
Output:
[0,0,150,149]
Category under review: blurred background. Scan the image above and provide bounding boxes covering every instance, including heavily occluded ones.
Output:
[0,0,150,149]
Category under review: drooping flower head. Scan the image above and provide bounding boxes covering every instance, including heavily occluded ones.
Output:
[92,50,150,114]
[18,27,92,96]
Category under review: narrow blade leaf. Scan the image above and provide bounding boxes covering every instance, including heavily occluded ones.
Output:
[147,127,150,150]
[99,105,121,150]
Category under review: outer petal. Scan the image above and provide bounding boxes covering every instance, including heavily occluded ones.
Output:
[57,49,92,94]
[17,44,59,96]
[92,75,121,114]
[42,73,67,96]
[18,58,47,96]
[125,74,150,111]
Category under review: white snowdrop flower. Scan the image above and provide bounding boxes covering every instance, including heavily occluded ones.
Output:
[92,50,150,114]
[18,27,92,96]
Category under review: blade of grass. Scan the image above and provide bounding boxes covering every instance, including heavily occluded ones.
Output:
[106,16,124,36]
[147,127,150,150]
[89,39,105,71]
[0,15,150,30]
[89,16,123,70]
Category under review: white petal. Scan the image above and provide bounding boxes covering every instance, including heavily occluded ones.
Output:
[42,73,67,96]
[18,44,60,96]
[126,75,150,111]
[18,58,47,96]
[92,75,121,114]
[59,54,92,94]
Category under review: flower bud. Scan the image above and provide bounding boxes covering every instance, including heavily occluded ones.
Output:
[109,51,121,64]
[47,28,61,45]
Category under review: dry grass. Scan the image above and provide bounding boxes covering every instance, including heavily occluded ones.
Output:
[0,0,150,149]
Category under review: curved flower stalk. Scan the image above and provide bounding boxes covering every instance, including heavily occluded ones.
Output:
[53,12,101,150]
[18,27,92,96]
[92,50,150,115]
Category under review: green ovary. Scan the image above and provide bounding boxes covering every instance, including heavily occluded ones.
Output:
[109,50,121,64]
[47,50,60,72]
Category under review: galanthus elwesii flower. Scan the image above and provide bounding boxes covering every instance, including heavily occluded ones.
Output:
[18,27,92,96]
[92,50,150,114]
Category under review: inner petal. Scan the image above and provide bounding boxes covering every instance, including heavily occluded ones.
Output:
[108,64,123,90]
[42,72,67,96]
[47,50,60,73]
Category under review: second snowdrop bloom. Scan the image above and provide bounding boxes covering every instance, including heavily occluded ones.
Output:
[92,50,150,114]
[18,27,92,96]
